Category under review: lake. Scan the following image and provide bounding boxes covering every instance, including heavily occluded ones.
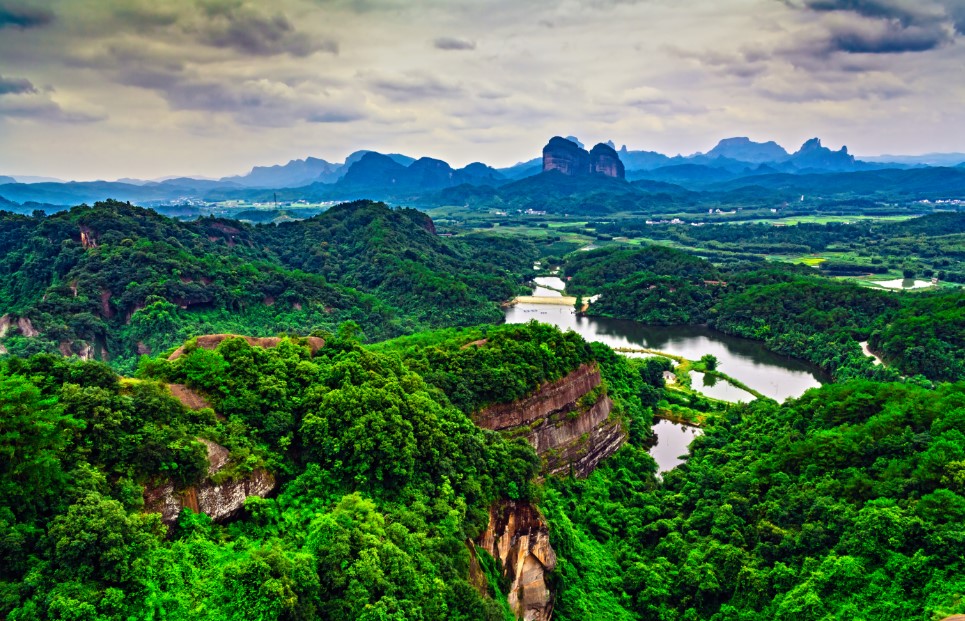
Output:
[505,303,828,402]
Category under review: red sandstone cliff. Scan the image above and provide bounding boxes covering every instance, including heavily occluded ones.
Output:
[476,500,557,621]
[475,363,627,477]
[542,137,626,180]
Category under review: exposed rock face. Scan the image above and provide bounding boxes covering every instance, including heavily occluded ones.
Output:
[477,500,557,621]
[168,334,324,360]
[542,137,626,179]
[590,143,626,179]
[79,226,97,249]
[0,314,11,338]
[475,363,626,477]
[543,137,590,176]
[17,317,38,337]
[168,384,212,410]
[144,439,276,525]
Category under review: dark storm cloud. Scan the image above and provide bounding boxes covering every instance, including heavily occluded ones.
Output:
[786,0,963,54]
[828,20,948,53]
[0,74,36,95]
[0,1,54,29]
[194,3,337,56]
[433,36,475,50]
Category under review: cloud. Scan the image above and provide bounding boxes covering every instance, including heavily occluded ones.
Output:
[0,90,105,123]
[0,1,54,29]
[369,72,463,101]
[783,0,963,54]
[306,107,366,123]
[190,3,338,57]
[433,36,475,50]
[0,74,36,95]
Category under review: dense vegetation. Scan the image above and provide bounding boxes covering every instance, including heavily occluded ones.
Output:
[546,380,965,620]
[2,195,965,621]
[0,200,535,371]
[590,212,965,281]
[3,322,611,620]
[564,244,965,382]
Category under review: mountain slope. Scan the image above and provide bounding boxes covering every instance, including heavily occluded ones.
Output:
[0,200,534,369]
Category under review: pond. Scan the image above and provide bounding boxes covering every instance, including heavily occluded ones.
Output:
[872,278,934,290]
[650,419,703,473]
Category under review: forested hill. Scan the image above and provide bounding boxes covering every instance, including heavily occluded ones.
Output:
[564,244,965,382]
[0,200,534,371]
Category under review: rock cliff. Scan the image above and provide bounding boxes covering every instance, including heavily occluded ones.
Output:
[590,143,626,179]
[543,137,591,176]
[144,438,276,525]
[477,500,557,621]
[475,363,626,477]
[542,137,626,179]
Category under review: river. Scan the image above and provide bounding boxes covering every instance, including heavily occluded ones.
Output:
[507,286,829,473]
[505,303,828,402]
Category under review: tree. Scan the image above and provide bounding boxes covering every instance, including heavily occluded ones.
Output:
[699,354,719,371]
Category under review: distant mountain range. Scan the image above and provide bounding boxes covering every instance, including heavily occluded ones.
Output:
[1,136,963,211]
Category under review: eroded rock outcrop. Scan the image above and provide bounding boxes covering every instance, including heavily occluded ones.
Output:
[590,143,626,179]
[144,438,276,525]
[477,500,557,621]
[542,137,625,179]
[476,363,626,477]
[543,137,590,176]
[168,334,324,360]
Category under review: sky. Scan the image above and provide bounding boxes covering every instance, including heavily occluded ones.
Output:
[0,0,963,181]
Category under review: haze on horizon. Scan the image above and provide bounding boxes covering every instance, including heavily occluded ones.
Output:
[0,0,963,181]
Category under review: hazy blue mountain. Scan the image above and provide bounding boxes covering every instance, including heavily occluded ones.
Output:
[222,156,341,188]
[0,176,15,185]
[343,150,416,169]
[630,163,738,185]
[452,162,505,185]
[617,146,673,171]
[861,153,965,167]
[782,138,856,172]
[711,167,965,197]
[335,154,503,198]
[497,158,542,179]
[702,137,789,163]
[338,152,410,189]
[8,175,65,184]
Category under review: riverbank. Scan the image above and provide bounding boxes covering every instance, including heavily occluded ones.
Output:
[506,295,579,306]
[614,346,766,401]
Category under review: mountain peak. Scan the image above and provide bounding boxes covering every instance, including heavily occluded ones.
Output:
[542,137,625,179]
[705,137,789,163]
